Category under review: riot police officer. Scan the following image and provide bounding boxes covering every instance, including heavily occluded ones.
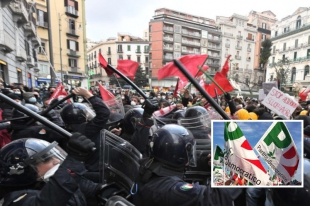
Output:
[60,87,110,172]
[0,133,120,206]
[132,124,242,206]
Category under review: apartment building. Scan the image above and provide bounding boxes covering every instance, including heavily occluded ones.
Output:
[0,0,39,87]
[87,33,149,86]
[149,8,221,89]
[34,0,87,86]
[217,14,258,89]
[267,7,310,87]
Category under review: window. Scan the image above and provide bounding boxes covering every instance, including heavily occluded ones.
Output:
[275,31,278,37]
[262,23,266,29]
[282,54,285,61]
[272,57,275,63]
[174,25,181,33]
[308,48,310,57]
[174,43,181,51]
[94,51,96,58]
[99,49,101,54]
[174,52,181,59]
[201,39,207,47]
[247,33,253,40]
[37,10,48,27]
[68,19,75,34]
[39,64,48,73]
[127,55,131,60]
[145,56,148,63]
[237,41,240,46]
[137,56,141,63]
[149,25,152,32]
[25,40,30,55]
[201,48,207,54]
[174,34,181,42]
[127,45,131,51]
[67,40,79,51]
[273,46,276,53]
[283,43,286,51]
[108,47,111,53]
[304,66,309,80]
[262,34,266,40]
[38,42,46,54]
[291,67,296,82]
[68,58,77,67]
[108,58,111,64]
[296,16,301,29]
[201,30,208,38]
[17,70,23,83]
[117,45,122,52]
[137,45,141,52]
[119,55,123,60]
[294,52,297,61]
[295,39,298,48]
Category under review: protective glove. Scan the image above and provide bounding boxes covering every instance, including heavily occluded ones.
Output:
[142,98,159,118]
[66,132,95,162]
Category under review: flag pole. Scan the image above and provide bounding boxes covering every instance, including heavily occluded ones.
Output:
[200,68,226,94]
[173,59,230,120]
[185,56,209,90]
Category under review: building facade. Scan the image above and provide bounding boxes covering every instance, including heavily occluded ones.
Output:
[217,14,259,89]
[34,0,87,87]
[0,0,39,87]
[87,33,149,87]
[149,8,221,89]
[267,7,310,88]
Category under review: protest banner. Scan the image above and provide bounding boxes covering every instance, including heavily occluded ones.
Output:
[262,87,299,119]
[254,122,299,184]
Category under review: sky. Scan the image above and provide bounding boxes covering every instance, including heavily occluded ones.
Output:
[85,0,309,42]
[212,121,303,182]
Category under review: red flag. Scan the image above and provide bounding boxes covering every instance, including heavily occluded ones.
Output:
[221,55,231,76]
[116,60,139,81]
[99,53,114,76]
[299,85,310,101]
[98,83,115,101]
[177,79,188,91]
[47,82,71,104]
[173,78,179,97]
[203,73,234,97]
[158,55,207,81]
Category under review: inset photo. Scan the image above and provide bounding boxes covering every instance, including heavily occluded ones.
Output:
[211,120,303,188]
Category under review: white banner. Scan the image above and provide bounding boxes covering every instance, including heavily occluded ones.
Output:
[262,87,299,119]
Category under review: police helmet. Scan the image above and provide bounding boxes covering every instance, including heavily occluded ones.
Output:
[50,97,69,110]
[0,138,67,188]
[60,103,96,125]
[122,108,143,135]
[152,124,196,167]
[11,104,40,124]
[171,109,186,120]
[178,106,210,129]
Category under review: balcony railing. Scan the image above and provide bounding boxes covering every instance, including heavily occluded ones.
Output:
[182,39,200,46]
[9,0,28,25]
[271,23,310,40]
[16,48,27,62]
[23,21,36,38]
[181,30,201,38]
[37,21,48,28]
[163,46,173,51]
[136,49,141,53]
[67,28,79,36]
[235,45,242,50]
[207,45,221,50]
[246,37,254,41]
[207,36,221,42]
[144,49,149,53]
[65,6,79,17]
[0,30,14,52]
[31,36,41,48]
[223,32,233,37]
[107,51,111,55]
[208,54,220,59]
[163,36,173,41]
[117,49,123,53]
[26,55,35,68]
[246,57,251,61]
[236,35,243,39]
[164,55,173,60]
[235,55,241,60]
[68,67,80,73]
[163,27,174,32]
[67,49,80,57]
[302,42,310,48]
[207,62,220,68]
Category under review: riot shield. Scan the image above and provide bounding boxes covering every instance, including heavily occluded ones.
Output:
[100,129,142,193]
[104,97,125,118]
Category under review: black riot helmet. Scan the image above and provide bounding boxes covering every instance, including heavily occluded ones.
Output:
[171,109,186,120]
[151,124,196,168]
[0,138,67,188]
[11,104,40,125]
[49,97,69,110]
[179,106,210,129]
[60,103,96,125]
[122,108,143,135]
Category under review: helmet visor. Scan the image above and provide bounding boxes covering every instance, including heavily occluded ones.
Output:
[178,113,210,129]
[186,141,197,167]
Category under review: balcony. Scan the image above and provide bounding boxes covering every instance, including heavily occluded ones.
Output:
[163,55,173,61]
[207,45,221,51]
[117,49,123,53]
[163,27,174,33]
[67,49,80,57]
[271,23,310,41]
[0,30,14,53]
[290,44,302,51]
[66,28,79,37]
[26,55,35,68]
[144,49,149,53]
[247,47,251,52]
[163,46,173,51]
[16,48,27,62]
[235,45,242,50]
[223,32,233,38]
[236,35,243,40]
[23,21,36,38]
[181,30,201,39]
[31,36,41,48]
[246,57,251,62]
[278,48,287,54]
[235,55,241,60]
[302,42,310,48]
[136,49,141,54]
[207,62,220,68]
[68,67,80,73]
[9,1,28,25]
[65,6,79,18]
[207,36,221,42]
[182,39,201,47]
[163,36,173,42]
[208,54,221,59]
[246,37,254,41]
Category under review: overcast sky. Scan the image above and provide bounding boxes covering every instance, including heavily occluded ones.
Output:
[85,0,309,42]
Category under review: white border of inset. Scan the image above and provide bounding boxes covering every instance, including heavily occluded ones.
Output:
[211,120,304,188]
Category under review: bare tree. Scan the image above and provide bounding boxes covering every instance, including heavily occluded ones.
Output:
[271,57,291,91]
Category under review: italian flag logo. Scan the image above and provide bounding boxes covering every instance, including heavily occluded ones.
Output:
[180,183,193,191]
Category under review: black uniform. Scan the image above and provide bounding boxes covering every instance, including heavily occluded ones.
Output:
[132,160,242,206]
[2,157,101,206]
[71,96,110,171]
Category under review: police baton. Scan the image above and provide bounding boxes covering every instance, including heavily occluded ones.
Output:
[0,93,96,151]
[173,59,231,120]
